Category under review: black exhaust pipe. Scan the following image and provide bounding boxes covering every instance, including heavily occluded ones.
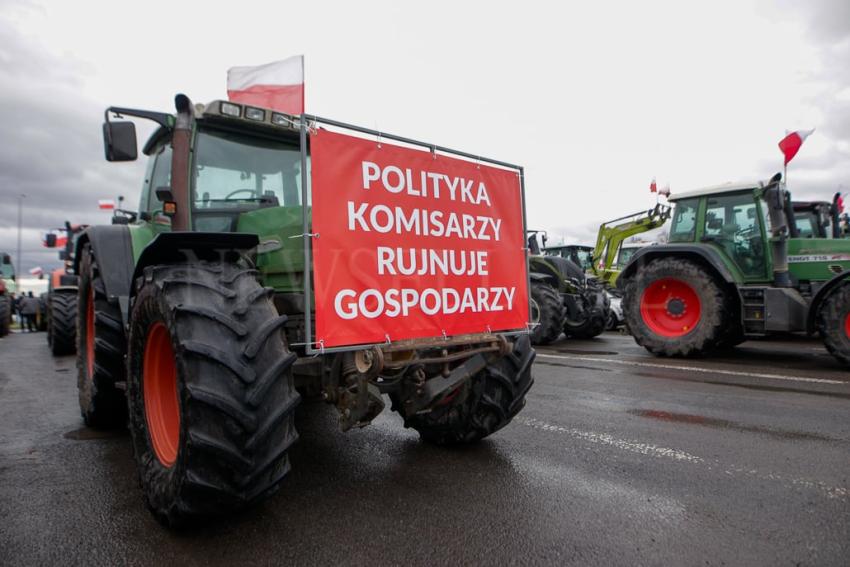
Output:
[763,173,791,287]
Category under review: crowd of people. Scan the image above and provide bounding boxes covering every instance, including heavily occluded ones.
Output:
[9,292,45,332]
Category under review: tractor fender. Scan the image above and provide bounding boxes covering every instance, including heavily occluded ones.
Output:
[617,245,738,288]
[529,271,558,287]
[74,225,135,304]
[129,232,260,301]
[807,270,850,334]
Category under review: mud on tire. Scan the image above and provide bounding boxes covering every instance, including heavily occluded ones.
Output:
[50,290,77,355]
[623,257,727,357]
[394,335,535,445]
[77,244,126,427]
[818,282,850,367]
[127,262,299,526]
[529,281,565,345]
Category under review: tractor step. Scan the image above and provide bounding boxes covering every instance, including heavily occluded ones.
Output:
[741,288,766,335]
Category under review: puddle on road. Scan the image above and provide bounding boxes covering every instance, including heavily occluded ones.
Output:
[63,427,126,441]
[630,409,836,442]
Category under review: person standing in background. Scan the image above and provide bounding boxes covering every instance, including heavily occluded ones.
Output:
[21,292,38,332]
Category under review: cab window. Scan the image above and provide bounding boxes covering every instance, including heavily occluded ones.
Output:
[669,199,698,242]
[703,192,765,278]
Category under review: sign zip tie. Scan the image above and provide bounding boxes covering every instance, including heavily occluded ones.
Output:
[376,130,382,149]
[442,330,448,340]
[385,334,391,345]
[486,325,492,334]
[430,145,437,160]
[288,232,319,239]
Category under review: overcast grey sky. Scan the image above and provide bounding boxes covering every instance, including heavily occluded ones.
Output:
[1,0,848,273]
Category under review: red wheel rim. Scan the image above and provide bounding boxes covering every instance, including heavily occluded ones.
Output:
[640,278,702,338]
[86,287,95,380]
[143,322,180,467]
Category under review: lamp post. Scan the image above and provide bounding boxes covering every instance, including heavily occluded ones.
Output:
[16,194,25,282]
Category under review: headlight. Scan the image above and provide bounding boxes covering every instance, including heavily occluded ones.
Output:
[220,102,241,117]
[245,107,265,121]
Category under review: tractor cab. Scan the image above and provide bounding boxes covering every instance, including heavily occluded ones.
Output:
[793,201,835,239]
[667,183,769,281]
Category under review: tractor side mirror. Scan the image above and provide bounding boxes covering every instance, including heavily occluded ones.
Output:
[58,251,69,261]
[102,121,138,162]
[44,233,57,248]
[527,234,541,255]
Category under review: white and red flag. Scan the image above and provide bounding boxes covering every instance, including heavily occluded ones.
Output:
[778,129,814,165]
[98,199,115,210]
[29,266,43,277]
[227,56,305,115]
[658,183,671,197]
[649,178,657,193]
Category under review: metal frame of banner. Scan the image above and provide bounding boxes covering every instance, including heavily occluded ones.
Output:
[298,113,532,356]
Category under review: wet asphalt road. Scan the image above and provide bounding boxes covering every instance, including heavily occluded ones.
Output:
[1,330,849,566]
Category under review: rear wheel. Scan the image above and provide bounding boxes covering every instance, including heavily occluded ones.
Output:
[50,290,77,355]
[394,335,535,445]
[529,281,565,345]
[818,282,850,366]
[127,262,299,526]
[623,258,727,356]
[76,244,126,427]
[0,295,10,337]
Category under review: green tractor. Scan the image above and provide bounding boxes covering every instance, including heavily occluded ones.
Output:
[77,94,535,526]
[43,222,85,355]
[526,231,609,344]
[791,192,844,239]
[0,252,15,336]
[619,174,850,365]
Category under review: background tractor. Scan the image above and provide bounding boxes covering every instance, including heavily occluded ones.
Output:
[526,231,609,344]
[76,94,535,526]
[791,192,844,239]
[619,174,850,366]
[43,222,85,355]
[0,252,15,336]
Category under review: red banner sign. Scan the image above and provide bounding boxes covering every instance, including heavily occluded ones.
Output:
[311,130,529,348]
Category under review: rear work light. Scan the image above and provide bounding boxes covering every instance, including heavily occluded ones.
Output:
[220,102,241,117]
[245,107,265,121]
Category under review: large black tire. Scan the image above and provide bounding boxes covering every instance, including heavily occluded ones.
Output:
[529,281,565,345]
[127,262,299,527]
[76,244,127,428]
[564,310,607,339]
[0,294,10,337]
[395,335,535,445]
[50,289,77,356]
[818,282,850,367]
[623,257,727,357]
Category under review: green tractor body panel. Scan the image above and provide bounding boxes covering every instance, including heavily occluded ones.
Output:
[127,223,157,264]
[787,238,850,281]
[235,205,308,293]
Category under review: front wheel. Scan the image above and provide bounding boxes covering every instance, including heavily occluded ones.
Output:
[50,290,77,356]
[0,295,10,337]
[127,262,299,527]
[623,258,727,357]
[818,282,850,367]
[393,335,535,445]
[529,282,565,345]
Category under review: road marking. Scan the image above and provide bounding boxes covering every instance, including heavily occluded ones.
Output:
[537,353,846,385]
[517,416,849,501]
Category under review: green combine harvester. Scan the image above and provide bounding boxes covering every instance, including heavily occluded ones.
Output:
[76,94,535,526]
[619,174,850,365]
